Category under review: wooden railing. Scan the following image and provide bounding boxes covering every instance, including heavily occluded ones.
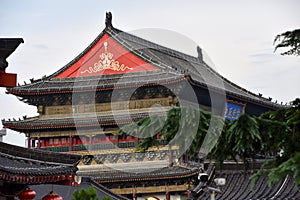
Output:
[40,140,169,153]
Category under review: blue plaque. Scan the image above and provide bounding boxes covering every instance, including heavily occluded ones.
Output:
[225,102,243,120]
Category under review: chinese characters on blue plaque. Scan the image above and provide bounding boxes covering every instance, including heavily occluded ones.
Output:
[225,102,243,120]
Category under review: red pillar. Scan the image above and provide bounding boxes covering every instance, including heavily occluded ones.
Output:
[69,135,73,151]
[133,191,137,200]
[166,191,170,200]
[117,135,120,148]
[38,137,41,149]
[31,139,35,148]
[187,190,192,199]
[27,137,31,149]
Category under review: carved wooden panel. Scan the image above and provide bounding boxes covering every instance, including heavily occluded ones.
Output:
[45,105,73,115]
[43,97,174,116]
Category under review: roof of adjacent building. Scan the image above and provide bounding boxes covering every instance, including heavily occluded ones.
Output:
[0,141,81,184]
[194,162,300,199]
[5,12,280,110]
[197,172,300,199]
[92,165,200,183]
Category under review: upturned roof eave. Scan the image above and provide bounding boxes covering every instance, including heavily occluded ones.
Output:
[2,110,167,131]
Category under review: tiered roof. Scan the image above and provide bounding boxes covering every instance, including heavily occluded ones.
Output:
[5,13,280,110]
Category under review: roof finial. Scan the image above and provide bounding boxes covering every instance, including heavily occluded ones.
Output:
[105,11,113,27]
[197,46,203,62]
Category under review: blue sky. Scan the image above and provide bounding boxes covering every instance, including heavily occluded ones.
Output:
[1,0,299,146]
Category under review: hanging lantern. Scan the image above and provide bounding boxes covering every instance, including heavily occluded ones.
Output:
[18,187,36,200]
[42,191,63,200]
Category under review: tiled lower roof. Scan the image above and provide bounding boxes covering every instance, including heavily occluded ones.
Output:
[2,110,166,131]
[0,142,80,164]
[0,155,77,176]
[0,142,81,184]
[91,165,200,183]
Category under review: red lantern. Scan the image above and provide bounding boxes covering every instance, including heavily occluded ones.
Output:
[42,191,63,200]
[18,187,36,200]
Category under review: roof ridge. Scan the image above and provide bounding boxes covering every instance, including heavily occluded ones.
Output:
[0,151,73,167]
[48,30,107,79]
[108,27,200,64]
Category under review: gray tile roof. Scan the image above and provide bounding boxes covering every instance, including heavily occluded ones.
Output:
[2,110,165,131]
[91,165,200,183]
[0,142,81,183]
[196,172,300,199]
[194,163,300,199]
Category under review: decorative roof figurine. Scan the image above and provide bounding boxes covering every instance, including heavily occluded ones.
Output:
[105,11,113,27]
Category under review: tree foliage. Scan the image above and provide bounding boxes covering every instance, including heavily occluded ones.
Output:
[274,29,300,56]
[122,98,300,185]
[101,197,112,200]
[120,107,210,155]
[227,114,261,162]
[72,187,112,200]
[72,187,98,200]
[252,98,300,185]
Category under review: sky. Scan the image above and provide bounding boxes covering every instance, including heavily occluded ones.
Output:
[1,0,299,146]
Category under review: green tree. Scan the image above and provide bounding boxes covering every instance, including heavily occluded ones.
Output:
[101,197,112,200]
[252,98,300,185]
[209,120,232,164]
[72,187,98,200]
[120,99,300,185]
[274,28,300,56]
[120,107,221,161]
[227,114,261,162]
[188,109,211,160]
